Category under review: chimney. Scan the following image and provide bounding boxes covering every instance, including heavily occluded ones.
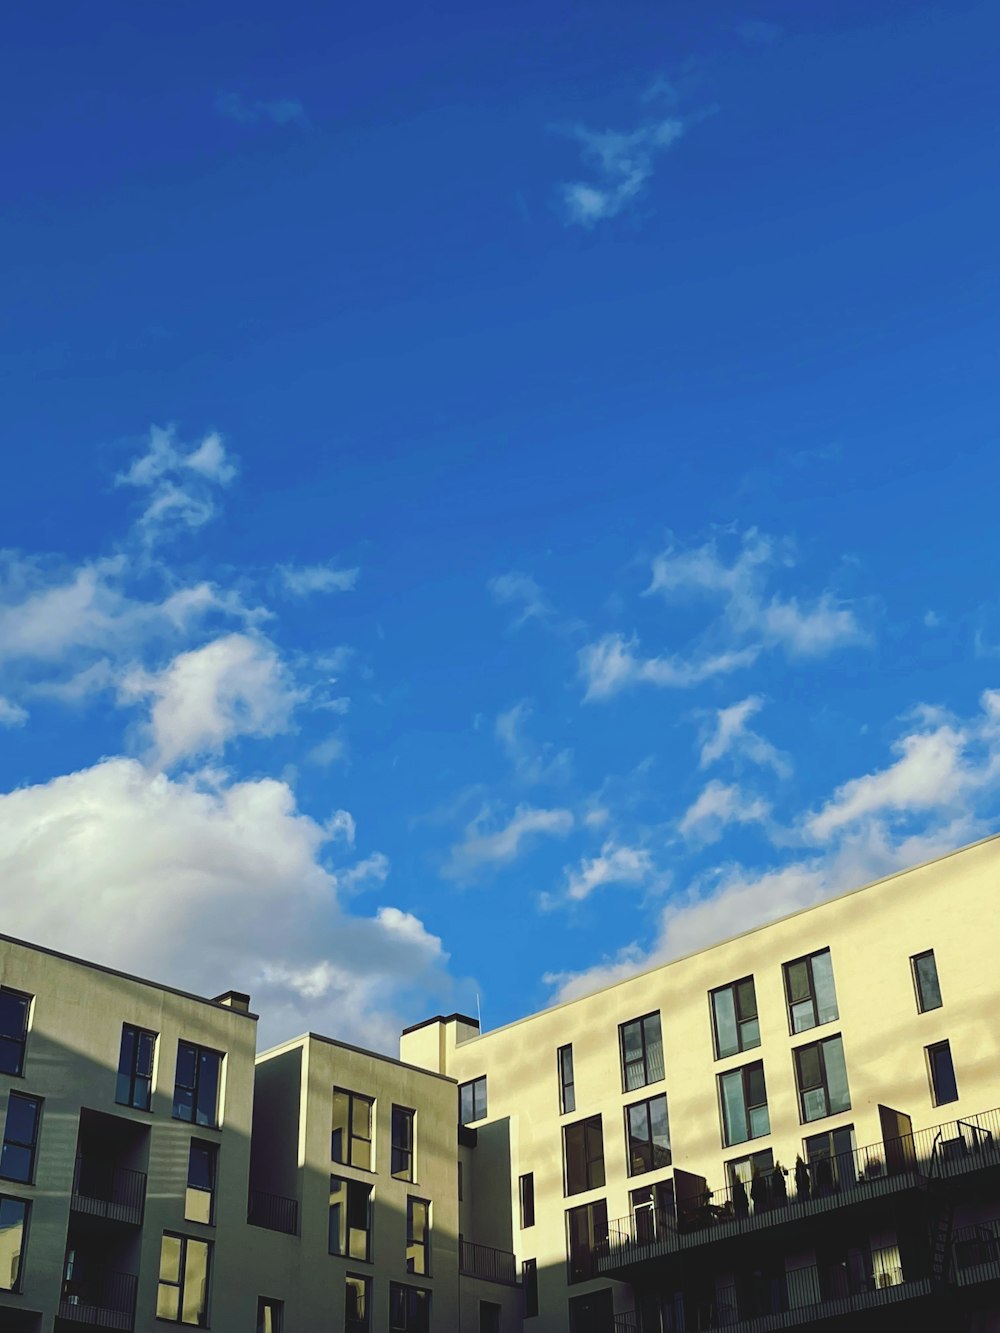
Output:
[214,990,251,1013]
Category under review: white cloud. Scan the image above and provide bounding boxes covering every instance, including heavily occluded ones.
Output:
[217,92,310,129]
[338,852,391,894]
[0,697,28,727]
[120,633,304,769]
[117,426,237,544]
[579,632,758,701]
[699,695,791,776]
[564,841,655,902]
[0,759,448,1049]
[560,119,685,227]
[488,572,551,627]
[278,564,359,597]
[679,779,770,844]
[325,809,356,844]
[446,804,574,881]
[496,700,572,785]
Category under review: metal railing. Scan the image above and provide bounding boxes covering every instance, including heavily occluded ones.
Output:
[71,1155,147,1226]
[951,1218,1000,1284]
[247,1189,299,1235]
[58,1269,139,1331]
[459,1237,518,1285]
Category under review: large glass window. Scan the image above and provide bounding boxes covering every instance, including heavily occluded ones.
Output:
[563,1114,605,1196]
[804,1124,857,1189]
[0,988,31,1077]
[0,1093,42,1184]
[346,1274,371,1333]
[566,1199,608,1284]
[156,1232,211,1325]
[117,1024,156,1111]
[332,1088,374,1170]
[329,1176,373,1261]
[719,1061,770,1146]
[391,1105,415,1182]
[389,1281,431,1332]
[406,1196,430,1275]
[520,1172,535,1228]
[172,1043,222,1128]
[0,1195,29,1292]
[625,1093,671,1175]
[710,977,760,1059]
[256,1298,283,1333]
[619,1013,664,1091]
[927,1041,959,1106]
[558,1045,576,1114]
[783,949,838,1033]
[459,1076,487,1126]
[912,951,943,1013]
[794,1035,851,1122]
[184,1140,217,1225]
[523,1259,538,1318]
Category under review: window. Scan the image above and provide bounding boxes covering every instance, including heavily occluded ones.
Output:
[329,1176,373,1261]
[459,1076,487,1126]
[523,1258,538,1318]
[558,1045,576,1114]
[912,951,943,1013]
[480,1301,501,1333]
[256,1298,283,1333]
[346,1274,370,1333]
[185,1141,217,1225]
[783,949,838,1034]
[625,1093,671,1176]
[117,1024,156,1111]
[563,1114,605,1196]
[568,1287,614,1331]
[172,1043,222,1128]
[332,1088,374,1170]
[566,1199,608,1283]
[794,1035,851,1122]
[804,1125,857,1189]
[630,1180,674,1242]
[0,988,31,1077]
[619,1012,663,1091]
[156,1232,211,1325]
[0,1195,29,1292]
[725,1148,774,1193]
[391,1105,415,1182]
[520,1172,535,1228]
[389,1282,431,1332]
[1,1093,42,1184]
[718,1061,770,1146]
[406,1196,430,1275]
[710,978,760,1059]
[927,1040,959,1106]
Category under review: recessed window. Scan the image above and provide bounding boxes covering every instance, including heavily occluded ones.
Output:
[718,1061,770,1146]
[630,1179,674,1242]
[184,1140,217,1225]
[330,1175,373,1262]
[794,1034,851,1122]
[619,1012,664,1091]
[565,1199,608,1284]
[117,1024,156,1111]
[803,1125,857,1188]
[156,1232,211,1325]
[0,1195,29,1292]
[725,1148,774,1194]
[389,1281,431,1332]
[563,1114,605,1196]
[625,1093,671,1175]
[927,1040,959,1106]
[391,1105,415,1182]
[256,1297,284,1333]
[912,951,943,1013]
[568,1287,614,1330]
[345,1273,371,1333]
[783,949,838,1033]
[332,1088,374,1170]
[519,1172,535,1228]
[522,1259,538,1318]
[1,1093,42,1184]
[459,1076,487,1126]
[480,1301,501,1333]
[710,977,760,1059]
[406,1196,431,1275]
[0,988,31,1077]
[172,1042,222,1128]
[558,1045,576,1114]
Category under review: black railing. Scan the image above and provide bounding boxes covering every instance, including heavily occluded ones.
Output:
[59,1268,139,1331]
[459,1237,518,1285]
[71,1156,147,1226]
[614,1313,640,1332]
[247,1189,299,1235]
[952,1218,1000,1282]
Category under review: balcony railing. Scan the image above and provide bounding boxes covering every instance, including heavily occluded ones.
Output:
[58,1269,139,1331]
[71,1156,147,1227]
[247,1189,299,1235]
[952,1218,1000,1286]
[459,1237,518,1285]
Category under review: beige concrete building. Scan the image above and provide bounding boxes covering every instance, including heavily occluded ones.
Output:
[3,834,1000,1331]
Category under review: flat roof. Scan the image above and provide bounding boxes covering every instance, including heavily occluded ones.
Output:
[400,1011,480,1037]
[256,1030,457,1084]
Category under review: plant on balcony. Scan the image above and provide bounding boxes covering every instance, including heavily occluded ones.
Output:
[795,1155,811,1202]
[733,1176,749,1219]
[750,1164,769,1214]
[864,1157,884,1180]
[771,1163,788,1206]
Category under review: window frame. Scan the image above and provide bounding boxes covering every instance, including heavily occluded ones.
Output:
[156,1231,212,1326]
[459,1076,487,1126]
[332,1087,375,1171]
[565,1198,609,1285]
[184,1139,218,1226]
[718,1060,770,1147]
[0,987,32,1078]
[329,1174,374,1262]
[563,1114,605,1197]
[0,1092,42,1185]
[519,1171,535,1228]
[568,1288,615,1333]
[172,1041,223,1129]
[782,948,839,1034]
[558,1044,576,1115]
[927,1040,959,1106]
[625,1092,671,1176]
[0,1194,30,1292]
[710,977,761,1060]
[619,1012,663,1092]
[522,1258,538,1318]
[345,1272,371,1333]
[912,950,943,1013]
[389,1280,431,1332]
[406,1195,431,1276]
[256,1297,284,1333]
[117,1023,157,1112]
[794,1033,852,1123]
[391,1104,415,1182]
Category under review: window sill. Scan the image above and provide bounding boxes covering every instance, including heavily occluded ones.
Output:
[171,1114,222,1132]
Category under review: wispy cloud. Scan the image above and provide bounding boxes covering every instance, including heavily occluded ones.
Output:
[580,632,758,701]
[488,571,552,627]
[562,841,656,903]
[216,92,310,129]
[559,118,686,227]
[496,700,572,785]
[278,564,359,597]
[116,425,237,545]
[445,804,574,881]
[0,696,28,727]
[679,779,770,845]
[699,695,791,776]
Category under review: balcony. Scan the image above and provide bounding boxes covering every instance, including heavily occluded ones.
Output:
[459,1237,518,1285]
[71,1156,146,1227]
[952,1218,1000,1288]
[247,1189,298,1235]
[58,1269,138,1331]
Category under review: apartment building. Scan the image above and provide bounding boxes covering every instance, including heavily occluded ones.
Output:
[2,833,1000,1332]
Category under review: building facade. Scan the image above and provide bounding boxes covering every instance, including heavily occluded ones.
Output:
[3,835,1000,1331]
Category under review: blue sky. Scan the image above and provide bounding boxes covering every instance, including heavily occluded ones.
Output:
[2,0,999,1048]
